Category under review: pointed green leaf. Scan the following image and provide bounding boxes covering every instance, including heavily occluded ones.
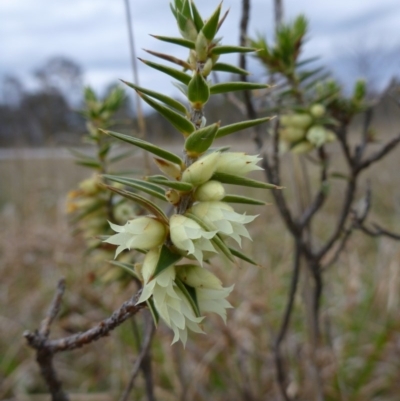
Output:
[211,233,235,262]
[139,58,191,85]
[143,49,192,70]
[229,247,259,266]
[296,56,320,67]
[103,130,183,166]
[147,176,193,191]
[211,45,255,55]
[76,159,102,169]
[68,148,95,160]
[201,2,221,40]
[212,62,250,75]
[138,92,195,137]
[150,35,195,50]
[172,81,188,96]
[212,172,283,189]
[103,175,167,201]
[222,195,266,205]
[146,297,159,325]
[216,117,273,138]
[121,80,188,114]
[187,71,210,107]
[152,245,182,279]
[217,8,229,32]
[210,82,269,95]
[109,261,140,280]
[175,278,201,317]
[110,169,142,175]
[109,149,136,164]
[185,122,219,155]
[170,2,177,18]
[181,0,191,19]
[190,1,204,31]
[206,146,230,154]
[105,185,168,223]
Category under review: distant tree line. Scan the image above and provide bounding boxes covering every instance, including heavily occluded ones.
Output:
[1,54,398,148]
[0,56,246,147]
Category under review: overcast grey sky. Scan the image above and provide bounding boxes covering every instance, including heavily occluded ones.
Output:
[1,0,400,98]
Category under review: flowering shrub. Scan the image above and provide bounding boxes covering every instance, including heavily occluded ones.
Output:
[101,0,275,344]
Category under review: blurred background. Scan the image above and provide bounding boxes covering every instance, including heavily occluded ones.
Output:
[1,1,400,400]
[1,0,400,147]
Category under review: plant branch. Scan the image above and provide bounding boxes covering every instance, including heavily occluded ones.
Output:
[356,132,400,173]
[274,241,301,401]
[298,147,329,229]
[23,279,70,401]
[120,313,156,401]
[25,287,146,355]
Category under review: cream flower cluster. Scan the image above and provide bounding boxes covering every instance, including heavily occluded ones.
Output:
[103,152,262,344]
[279,104,336,153]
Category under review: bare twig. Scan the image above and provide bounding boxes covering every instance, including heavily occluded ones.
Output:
[26,293,146,354]
[356,132,400,173]
[25,281,147,399]
[274,242,301,401]
[356,223,400,240]
[299,147,328,229]
[24,279,69,401]
[120,312,156,401]
[354,107,373,164]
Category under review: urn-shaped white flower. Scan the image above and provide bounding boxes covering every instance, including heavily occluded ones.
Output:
[138,250,204,346]
[191,201,257,246]
[177,265,233,323]
[181,152,220,186]
[193,180,225,202]
[215,152,263,176]
[169,214,218,264]
[104,217,167,257]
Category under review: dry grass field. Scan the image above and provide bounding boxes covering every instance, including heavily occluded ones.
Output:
[1,123,400,400]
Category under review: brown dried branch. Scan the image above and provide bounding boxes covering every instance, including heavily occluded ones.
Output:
[23,279,70,401]
[356,132,400,173]
[120,312,156,401]
[274,241,301,401]
[298,147,329,229]
[24,280,146,400]
[356,223,400,240]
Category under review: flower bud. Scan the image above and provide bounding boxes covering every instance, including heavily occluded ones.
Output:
[114,202,135,223]
[188,70,210,110]
[215,152,262,176]
[306,125,327,147]
[170,214,217,263]
[141,248,159,283]
[153,157,182,180]
[194,180,225,201]
[165,189,181,206]
[182,152,220,186]
[310,104,325,118]
[177,264,223,290]
[291,141,314,154]
[79,176,100,195]
[202,58,213,77]
[195,31,209,62]
[280,127,305,143]
[280,113,312,129]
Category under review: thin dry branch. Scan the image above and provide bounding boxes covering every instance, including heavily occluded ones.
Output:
[273,242,301,401]
[26,293,145,354]
[120,313,156,401]
[24,280,146,400]
[24,279,69,401]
